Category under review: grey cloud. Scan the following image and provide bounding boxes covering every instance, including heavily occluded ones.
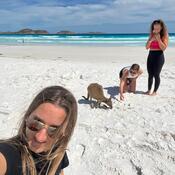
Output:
[0,0,174,32]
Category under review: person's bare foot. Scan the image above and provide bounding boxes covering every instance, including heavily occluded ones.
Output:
[150,92,157,96]
[145,90,151,95]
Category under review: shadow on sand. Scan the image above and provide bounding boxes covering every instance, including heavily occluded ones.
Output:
[78,98,109,109]
[78,98,91,105]
[135,90,145,95]
[104,86,120,99]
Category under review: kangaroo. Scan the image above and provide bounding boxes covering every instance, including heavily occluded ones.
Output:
[82,83,112,109]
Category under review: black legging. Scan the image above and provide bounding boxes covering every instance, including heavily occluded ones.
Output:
[147,50,165,92]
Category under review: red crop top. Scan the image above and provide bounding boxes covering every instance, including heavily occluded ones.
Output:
[150,40,161,50]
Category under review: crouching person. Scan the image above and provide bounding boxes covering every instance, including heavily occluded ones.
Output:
[119,64,143,100]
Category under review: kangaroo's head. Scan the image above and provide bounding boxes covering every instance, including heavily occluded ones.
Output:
[104,97,112,109]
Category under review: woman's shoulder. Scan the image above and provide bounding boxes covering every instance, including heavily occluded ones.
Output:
[61,152,69,168]
[0,142,21,165]
[0,142,19,153]
[0,142,22,175]
[0,151,7,175]
[55,152,69,174]
[162,33,169,42]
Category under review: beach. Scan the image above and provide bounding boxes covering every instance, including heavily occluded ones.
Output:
[0,45,175,175]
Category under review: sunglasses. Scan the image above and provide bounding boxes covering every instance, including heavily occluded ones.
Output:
[26,118,60,137]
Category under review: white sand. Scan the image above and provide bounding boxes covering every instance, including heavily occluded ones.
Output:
[0,45,175,175]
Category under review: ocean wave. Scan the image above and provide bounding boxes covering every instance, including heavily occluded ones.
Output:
[0,34,174,46]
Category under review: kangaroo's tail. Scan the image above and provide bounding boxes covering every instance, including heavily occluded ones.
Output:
[82,93,89,100]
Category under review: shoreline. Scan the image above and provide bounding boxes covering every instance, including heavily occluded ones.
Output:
[0,43,175,47]
[0,45,174,63]
[0,33,175,47]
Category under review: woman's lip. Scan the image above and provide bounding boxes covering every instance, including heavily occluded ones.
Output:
[31,140,41,148]
[31,139,46,148]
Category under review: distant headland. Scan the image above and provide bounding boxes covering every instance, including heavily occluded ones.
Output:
[0,28,105,34]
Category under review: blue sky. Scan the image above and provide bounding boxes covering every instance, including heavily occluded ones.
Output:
[0,0,174,33]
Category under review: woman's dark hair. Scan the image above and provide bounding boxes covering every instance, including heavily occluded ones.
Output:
[131,64,140,71]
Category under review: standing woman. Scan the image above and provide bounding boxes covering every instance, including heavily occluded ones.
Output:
[145,19,168,96]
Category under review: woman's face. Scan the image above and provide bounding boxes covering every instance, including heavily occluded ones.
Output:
[26,102,67,153]
[153,24,162,34]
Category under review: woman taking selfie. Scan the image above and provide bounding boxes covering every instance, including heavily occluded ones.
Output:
[0,86,77,175]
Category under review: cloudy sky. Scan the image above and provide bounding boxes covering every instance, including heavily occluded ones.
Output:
[0,0,174,33]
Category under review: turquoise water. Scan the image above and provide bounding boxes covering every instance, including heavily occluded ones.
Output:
[0,34,174,46]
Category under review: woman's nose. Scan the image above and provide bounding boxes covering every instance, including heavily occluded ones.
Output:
[35,128,48,142]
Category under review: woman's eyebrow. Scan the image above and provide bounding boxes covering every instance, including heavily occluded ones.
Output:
[33,115,45,123]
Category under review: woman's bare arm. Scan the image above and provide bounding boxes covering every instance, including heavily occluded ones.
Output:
[155,34,169,51]
[60,170,64,175]
[119,70,128,100]
[146,34,153,50]
[0,153,7,175]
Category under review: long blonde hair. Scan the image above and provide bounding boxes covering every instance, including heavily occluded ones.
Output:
[3,86,77,175]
